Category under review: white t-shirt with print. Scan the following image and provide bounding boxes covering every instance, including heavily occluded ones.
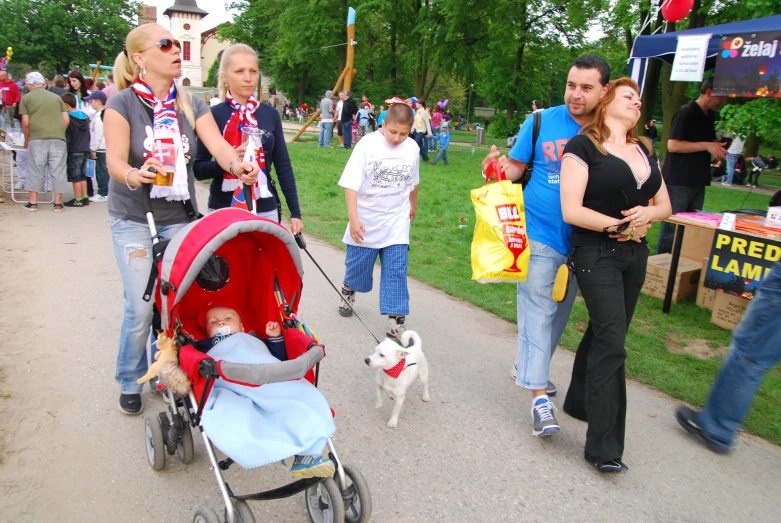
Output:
[338,131,420,249]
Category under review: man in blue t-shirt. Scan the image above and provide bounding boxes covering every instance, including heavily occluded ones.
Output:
[482,55,610,438]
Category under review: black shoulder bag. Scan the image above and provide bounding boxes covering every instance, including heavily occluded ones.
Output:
[513,110,542,188]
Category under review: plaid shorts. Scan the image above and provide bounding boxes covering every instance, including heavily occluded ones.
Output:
[343,244,410,316]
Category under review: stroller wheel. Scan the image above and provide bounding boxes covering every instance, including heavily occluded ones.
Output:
[340,466,372,523]
[176,421,194,464]
[192,507,220,523]
[305,478,345,523]
[144,414,165,471]
[226,499,255,523]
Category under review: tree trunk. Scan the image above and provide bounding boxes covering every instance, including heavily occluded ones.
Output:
[659,62,688,161]
[659,2,709,161]
[390,22,397,82]
[422,72,439,102]
[636,9,669,133]
[366,27,374,82]
[297,69,309,105]
[506,43,525,125]
[638,59,662,134]
[744,132,760,157]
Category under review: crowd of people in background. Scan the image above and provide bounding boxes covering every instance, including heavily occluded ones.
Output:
[1,70,119,209]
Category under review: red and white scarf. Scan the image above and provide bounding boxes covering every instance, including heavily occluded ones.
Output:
[222,90,259,192]
[132,78,190,201]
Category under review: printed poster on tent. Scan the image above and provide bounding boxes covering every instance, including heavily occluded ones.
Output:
[713,31,781,98]
[703,229,781,300]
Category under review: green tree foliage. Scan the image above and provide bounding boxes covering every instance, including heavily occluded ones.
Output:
[0,0,139,75]
[720,100,781,154]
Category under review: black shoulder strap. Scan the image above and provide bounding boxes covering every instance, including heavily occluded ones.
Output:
[530,110,542,161]
[514,110,542,188]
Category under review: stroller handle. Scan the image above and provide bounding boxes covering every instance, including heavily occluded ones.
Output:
[198,343,325,386]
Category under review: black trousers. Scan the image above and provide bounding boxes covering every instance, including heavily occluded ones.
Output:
[563,240,648,463]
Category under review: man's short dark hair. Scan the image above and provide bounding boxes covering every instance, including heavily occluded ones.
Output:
[570,54,611,86]
[700,76,715,94]
[385,103,414,126]
[61,92,77,108]
[532,100,542,109]
[53,75,66,88]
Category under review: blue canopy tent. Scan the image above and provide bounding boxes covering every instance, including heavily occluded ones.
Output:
[629,14,781,94]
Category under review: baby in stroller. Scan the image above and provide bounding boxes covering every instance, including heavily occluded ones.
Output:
[187,301,337,479]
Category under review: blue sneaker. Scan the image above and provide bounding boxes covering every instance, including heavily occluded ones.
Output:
[531,396,560,437]
[290,455,335,479]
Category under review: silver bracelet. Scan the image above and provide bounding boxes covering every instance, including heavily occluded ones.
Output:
[125,168,140,191]
[228,158,240,176]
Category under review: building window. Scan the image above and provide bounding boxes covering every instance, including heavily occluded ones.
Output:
[183,23,191,30]
[183,41,191,61]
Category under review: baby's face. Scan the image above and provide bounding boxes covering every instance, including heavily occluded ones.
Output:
[204,306,244,337]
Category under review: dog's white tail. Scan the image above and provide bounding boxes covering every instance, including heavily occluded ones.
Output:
[400,330,421,350]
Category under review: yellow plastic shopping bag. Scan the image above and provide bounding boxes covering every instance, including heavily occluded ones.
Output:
[470,168,530,283]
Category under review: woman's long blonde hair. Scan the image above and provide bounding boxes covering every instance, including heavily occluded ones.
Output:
[579,77,652,156]
[113,23,195,126]
[217,43,260,101]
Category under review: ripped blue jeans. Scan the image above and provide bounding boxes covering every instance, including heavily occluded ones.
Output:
[110,217,186,394]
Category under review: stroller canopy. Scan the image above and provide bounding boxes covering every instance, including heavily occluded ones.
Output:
[158,208,304,338]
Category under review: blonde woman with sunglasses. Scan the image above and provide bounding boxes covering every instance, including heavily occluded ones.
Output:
[104,23,259,415]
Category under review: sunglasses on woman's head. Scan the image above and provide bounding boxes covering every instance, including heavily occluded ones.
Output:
[142,38,182,53]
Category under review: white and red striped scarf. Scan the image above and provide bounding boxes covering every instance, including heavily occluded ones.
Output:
[132,78,179,132]
[132,78,189,201]
[222,90,259,192]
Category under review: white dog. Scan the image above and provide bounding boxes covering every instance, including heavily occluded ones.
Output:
[364,330,430,427]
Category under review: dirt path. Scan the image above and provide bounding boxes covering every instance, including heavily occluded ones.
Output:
[1,180,781,522]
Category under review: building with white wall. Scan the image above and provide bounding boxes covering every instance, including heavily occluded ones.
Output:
[163,0,208,87]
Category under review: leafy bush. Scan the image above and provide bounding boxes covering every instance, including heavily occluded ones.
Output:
[487,110,526,139]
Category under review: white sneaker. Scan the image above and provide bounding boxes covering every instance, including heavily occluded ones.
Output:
[14,182,24,190]
[44,184,52,192]
[89,194,108,202]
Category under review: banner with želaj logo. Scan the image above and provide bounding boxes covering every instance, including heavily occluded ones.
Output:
[713,31,781,98]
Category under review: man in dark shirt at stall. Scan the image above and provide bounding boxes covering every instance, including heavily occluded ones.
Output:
[656,77,727,254]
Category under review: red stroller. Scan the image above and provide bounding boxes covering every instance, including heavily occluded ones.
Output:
[143,206,371,523]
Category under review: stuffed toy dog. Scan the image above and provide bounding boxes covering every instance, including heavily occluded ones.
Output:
[137,333,191,396]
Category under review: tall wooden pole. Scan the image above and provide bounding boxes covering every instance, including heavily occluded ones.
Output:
[292,7,357,142]
[344,7,356,92]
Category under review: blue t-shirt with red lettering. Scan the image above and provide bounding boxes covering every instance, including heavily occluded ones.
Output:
[509,105,582,256]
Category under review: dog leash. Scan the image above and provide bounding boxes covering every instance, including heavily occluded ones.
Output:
[295,234,381,344]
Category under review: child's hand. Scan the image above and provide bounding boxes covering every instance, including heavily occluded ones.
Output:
[266,321,281,337]
[349,219,366,244]
[410,206,417,221]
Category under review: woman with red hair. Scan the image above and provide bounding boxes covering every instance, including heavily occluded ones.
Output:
[559,78,671,473]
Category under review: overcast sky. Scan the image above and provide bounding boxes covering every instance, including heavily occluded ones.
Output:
[149,0,238,32]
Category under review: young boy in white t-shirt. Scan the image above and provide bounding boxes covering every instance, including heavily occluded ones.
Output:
[337,103,420,341]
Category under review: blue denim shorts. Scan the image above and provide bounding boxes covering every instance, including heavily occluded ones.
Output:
[67,152,88,183]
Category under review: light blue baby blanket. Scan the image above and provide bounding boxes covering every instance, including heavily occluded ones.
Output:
[201,333,335,469]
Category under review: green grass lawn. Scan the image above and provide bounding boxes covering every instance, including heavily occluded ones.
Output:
[287,141,780,445]
[759,172,781,188]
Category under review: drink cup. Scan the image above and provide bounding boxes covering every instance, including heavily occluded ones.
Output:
[241,127,262,160]
[152,142,177,186]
